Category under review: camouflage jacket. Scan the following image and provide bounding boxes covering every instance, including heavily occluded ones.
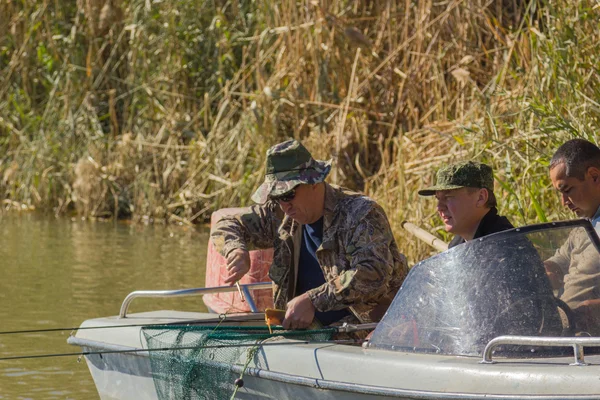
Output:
[211,183,408,324]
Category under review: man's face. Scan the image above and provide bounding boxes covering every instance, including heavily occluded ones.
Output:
[276,184,318,224]
[435,187,486,237]
[550,162,600,218]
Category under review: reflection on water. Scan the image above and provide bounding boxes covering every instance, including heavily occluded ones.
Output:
[0,213,209,399]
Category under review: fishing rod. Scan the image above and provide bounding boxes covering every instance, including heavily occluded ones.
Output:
[0,317,377,336]
[401,221,448,252]
[0,322,377,361]
[0,338,363,362]
[0,315,262,336]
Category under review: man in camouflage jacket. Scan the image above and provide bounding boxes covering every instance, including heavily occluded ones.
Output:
[211,140,408,329]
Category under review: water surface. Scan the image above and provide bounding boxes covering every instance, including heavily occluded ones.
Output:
[0,213,209,399]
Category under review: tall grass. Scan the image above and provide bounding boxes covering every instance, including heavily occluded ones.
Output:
[1,0,599,262]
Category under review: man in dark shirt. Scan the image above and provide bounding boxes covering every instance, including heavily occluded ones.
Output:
[212,140,408,330]
[419,161,513,248]
[418,162,563,339]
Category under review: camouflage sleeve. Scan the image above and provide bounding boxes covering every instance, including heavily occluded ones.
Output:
[307,205,398,312]
[210,203,278,257]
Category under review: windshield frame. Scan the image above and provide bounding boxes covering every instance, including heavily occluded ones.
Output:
[480,219,600,252]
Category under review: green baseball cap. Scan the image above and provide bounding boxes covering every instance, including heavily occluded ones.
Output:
[418,161,494,196]
[251,140,332,204]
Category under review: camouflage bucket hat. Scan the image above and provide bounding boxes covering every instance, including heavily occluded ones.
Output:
[418,161,494,196]
[251,139,332,204]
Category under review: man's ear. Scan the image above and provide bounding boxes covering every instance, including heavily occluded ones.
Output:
[588,167,600,184]
[477,188,489,207]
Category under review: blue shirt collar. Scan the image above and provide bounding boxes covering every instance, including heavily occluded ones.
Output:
[591,206,600,234]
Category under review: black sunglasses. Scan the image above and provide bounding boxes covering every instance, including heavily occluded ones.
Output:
[271,188,297,202]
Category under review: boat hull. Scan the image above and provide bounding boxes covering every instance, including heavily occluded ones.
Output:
[68,311,600,400]
[70,338,401,400]
[78,345,157,400]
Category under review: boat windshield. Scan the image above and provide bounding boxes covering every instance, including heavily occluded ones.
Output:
[369,220,600,356]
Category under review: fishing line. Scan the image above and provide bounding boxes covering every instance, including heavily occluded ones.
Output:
[0,339,360,362]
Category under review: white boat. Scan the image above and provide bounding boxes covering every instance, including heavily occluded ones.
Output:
[68,219,600,399]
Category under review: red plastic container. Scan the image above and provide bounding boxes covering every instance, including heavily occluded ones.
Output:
[203,208,274,313]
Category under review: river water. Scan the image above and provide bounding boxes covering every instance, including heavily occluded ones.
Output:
[0,213,209,399]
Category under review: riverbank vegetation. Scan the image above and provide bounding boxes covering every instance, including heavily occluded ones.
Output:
[1,0,599,262]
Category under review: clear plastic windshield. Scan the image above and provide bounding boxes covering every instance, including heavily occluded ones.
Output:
[369,221,600,356]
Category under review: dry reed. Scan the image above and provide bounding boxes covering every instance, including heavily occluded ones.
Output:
[1,0,599,263]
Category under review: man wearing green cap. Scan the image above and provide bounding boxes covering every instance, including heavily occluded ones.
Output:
[419,161,513,248]
[211,139,408,330]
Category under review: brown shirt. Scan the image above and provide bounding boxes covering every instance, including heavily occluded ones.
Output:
[547,227,600,307]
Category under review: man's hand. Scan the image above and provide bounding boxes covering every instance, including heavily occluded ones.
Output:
[224,249,251,285]
[574,299,600,315]
[283,293,316,330]
[544,260,565,291]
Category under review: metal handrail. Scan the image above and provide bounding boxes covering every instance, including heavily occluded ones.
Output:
[481,335,600,366]
[119,282,272,318]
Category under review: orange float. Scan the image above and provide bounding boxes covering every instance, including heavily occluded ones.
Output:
[203,208,274,313]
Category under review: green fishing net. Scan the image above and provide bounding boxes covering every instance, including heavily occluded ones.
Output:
[142,325,336,400]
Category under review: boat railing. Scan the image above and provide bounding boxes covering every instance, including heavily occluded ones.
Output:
[119,282,272,318]
[482,335,600,366]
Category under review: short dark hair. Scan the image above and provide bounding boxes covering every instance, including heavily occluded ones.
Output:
[550,139,600,180]
[466,187,497,208]
[486,190,497,208]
